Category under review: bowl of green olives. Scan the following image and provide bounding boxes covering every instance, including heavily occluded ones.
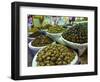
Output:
[32,44,78,66]
[46,25,65,41]
[40,24,52,32]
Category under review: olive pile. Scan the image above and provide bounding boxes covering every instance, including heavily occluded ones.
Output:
[36,24,52,30]
[28,31,41,38]
[36,44,75,66]
[62,23,87,43]
[48,25,65,33]
[42,24,52,29]
[32,35,53,47]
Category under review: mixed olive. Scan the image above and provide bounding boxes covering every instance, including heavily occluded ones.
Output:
[36,44,75,66]
[31,35,53,47]
[62,23,87,43]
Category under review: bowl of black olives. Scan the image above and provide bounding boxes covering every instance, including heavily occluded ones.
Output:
[61,23,88,49]
[32,44,78,66]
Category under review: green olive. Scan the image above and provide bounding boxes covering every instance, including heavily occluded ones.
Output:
[51,57,56,61]
[38,58,42,62]
[46,56,51,60]
[57,61,63,65]
[63,61,67,65]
